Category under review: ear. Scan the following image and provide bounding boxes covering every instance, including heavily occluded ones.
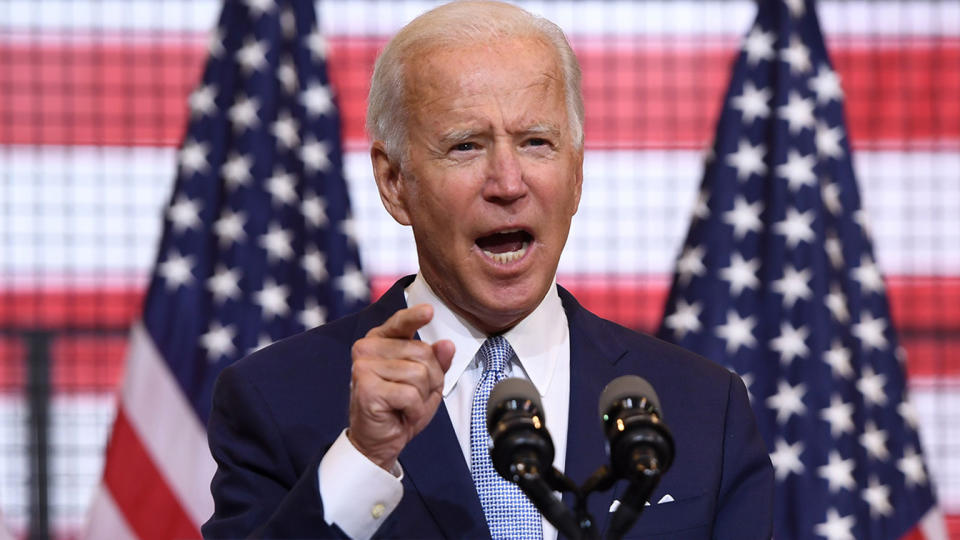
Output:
[571,145,584,215]
[370,142,412,226]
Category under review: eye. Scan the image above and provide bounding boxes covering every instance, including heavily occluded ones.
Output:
[451,142,478,152]
[526,138,549,147]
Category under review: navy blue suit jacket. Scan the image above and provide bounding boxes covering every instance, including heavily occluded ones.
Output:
[203,276,773,539]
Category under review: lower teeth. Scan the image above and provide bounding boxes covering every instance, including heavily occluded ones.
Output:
[483,242,528,264]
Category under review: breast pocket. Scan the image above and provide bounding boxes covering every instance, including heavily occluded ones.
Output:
[616,492,712,539]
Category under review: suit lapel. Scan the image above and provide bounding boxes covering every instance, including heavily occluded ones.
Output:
[360,277,490,538]
[559,287,627,538]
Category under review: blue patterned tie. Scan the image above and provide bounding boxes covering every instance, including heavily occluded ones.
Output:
[470,336,543,539]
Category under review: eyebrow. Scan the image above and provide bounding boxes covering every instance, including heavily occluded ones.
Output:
[439,124,562,144]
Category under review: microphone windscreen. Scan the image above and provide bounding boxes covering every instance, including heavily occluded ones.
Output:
[486,377,545,426]
[597,375,661,420]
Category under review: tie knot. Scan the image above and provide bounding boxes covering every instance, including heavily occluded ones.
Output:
[478,335,512,375]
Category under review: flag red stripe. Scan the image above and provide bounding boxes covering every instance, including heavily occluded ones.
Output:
[102,406,200,540]
[1,37,957,149]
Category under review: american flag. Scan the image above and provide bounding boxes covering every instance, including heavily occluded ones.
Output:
[84,0,367,538]
[657,1,944,539]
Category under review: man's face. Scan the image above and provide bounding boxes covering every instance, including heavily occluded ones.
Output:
[374,36,584,334]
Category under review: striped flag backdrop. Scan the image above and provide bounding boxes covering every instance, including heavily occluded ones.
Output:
[0,1,957,538]
[658,0,945,539]
[81,1,367,538]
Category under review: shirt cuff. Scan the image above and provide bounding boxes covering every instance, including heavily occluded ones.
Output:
[318,429,404,540]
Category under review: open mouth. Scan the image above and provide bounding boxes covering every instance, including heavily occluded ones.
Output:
[475,229,533,264]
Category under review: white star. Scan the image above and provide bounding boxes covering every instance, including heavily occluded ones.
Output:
[201,321,236,361]
[250,333,275,355]
[280,7,296,38]
[245,0,275,16]
[302,246,329,283]
[271,111,300,149]
[853,311,888,351]
[825,283,850,323]
[770,323,810,364]
[158,250,195,289]
[229,95,260,132]
[820,395,855,438]
[179,139,209,175]
[816,121,845,159]
[207,265,241,303]
[777,150,817,191]
[810,64,844,104]
[825,232,844,270]
[208,27,225,58]
[693,189,710,220]
[852,255,885,294]
[726,139,767,181]
[720,253,760,295]
[743,27,776,66]
[676,245,706,286]
[259,224,294,262]
[266,168,297,206]
[302,193,329,228]
[818,450,856,493]
[898,446,928,487]
[857,366,888,407]
[213,209,246,247]
[336,264,369,304]
[188,84,217,118]
[236,38,268,74]
[716,310,758,354]
[298,298,327,329]
[255,279,290,319]
[781,35,812,74]
[278,56,298,94]
[167,195,202,233]
[664,299,703,339]
[222,152,254,189]
[767,380,807,423]
[300,137,331,172]
[821,182,843,216]
[784,0,805,17]
[824,339,854,379]
[778,92,816,134]
[739,371,756,403]
[772,265,813,308]
[814,508,855,540]
[723,196,763,239]
[307,30,329,60]
[860,421,889,461]
[899,401,919,429]
[862,476,893,517]
[301,82,334,116]
[773,208,815,248]
[340,215,359,247]
[732,82,771,123]
[769,438,805,480]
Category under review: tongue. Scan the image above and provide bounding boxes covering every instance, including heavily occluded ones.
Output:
[476,231,528,254]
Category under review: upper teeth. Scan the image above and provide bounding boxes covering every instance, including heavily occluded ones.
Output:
[483,241,529,264]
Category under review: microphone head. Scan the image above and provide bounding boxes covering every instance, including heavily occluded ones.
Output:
[486,377,545,429]
[598,375,661,422]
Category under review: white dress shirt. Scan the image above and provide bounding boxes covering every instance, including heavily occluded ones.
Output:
[319,273,571,540]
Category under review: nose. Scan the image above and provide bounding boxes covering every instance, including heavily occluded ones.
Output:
[482,142,527,203]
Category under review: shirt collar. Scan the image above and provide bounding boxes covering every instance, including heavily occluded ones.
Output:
[405,273,567,399]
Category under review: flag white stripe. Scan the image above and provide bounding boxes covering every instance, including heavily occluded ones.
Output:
[1,146,958,281]
[120,323,216,528]
[0,1,957,38]
[83,485,137,540]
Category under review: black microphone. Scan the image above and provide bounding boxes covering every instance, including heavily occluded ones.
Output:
[487,378,582,539]
[597,376,674,540]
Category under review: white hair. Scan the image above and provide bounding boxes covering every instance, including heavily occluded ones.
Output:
[366,0,584,162]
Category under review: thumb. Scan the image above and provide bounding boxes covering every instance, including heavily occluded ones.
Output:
[431,340,455,373]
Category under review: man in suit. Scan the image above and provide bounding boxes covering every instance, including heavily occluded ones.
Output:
[202,1,774,539]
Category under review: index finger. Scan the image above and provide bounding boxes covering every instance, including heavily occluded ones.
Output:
[366,303,434,340]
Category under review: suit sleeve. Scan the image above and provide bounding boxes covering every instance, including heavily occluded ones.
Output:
[202,365,346,539]
[712,372,775,540]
